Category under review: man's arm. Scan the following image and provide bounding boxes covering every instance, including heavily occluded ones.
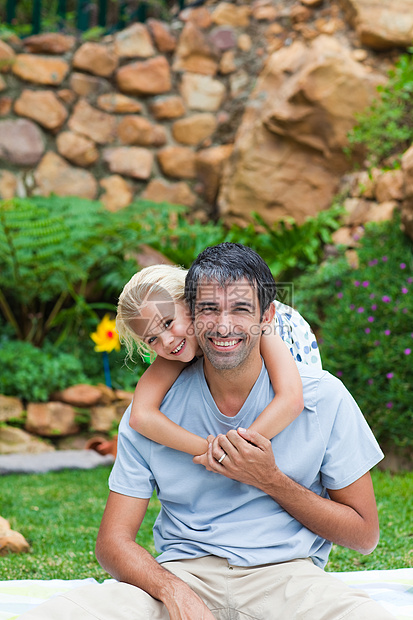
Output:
[95,491,215,620]
[195,428,379,554]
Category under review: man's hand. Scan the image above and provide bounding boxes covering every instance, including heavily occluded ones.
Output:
[193,428,278,491]
[164,581,216,620]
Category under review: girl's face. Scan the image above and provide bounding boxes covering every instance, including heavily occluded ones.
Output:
[130,301,200,363]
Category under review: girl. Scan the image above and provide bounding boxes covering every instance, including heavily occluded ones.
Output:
[116,264,321,457]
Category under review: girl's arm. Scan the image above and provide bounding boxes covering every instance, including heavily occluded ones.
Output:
[129,356,209,456]
[249,330,304,438]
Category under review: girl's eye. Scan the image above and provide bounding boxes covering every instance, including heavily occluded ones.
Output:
[164,319,173,328]
[148,336,157,345]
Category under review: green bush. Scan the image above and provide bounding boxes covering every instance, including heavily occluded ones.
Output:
[0,340,88,401]
[295,214,413,448]
[347,49,413,167]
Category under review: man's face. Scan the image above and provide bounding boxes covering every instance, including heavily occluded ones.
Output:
[193,279,268,370]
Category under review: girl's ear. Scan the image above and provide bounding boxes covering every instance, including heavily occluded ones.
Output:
[262,301,275,327]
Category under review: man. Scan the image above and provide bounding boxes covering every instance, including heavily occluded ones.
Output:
[21,243,394,620]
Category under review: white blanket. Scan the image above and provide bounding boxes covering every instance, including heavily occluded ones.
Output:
[0,569,412,619]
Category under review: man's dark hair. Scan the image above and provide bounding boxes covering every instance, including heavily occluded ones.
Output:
[184,243,277,319]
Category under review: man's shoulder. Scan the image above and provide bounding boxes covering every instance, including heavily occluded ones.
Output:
[294,363,346,409]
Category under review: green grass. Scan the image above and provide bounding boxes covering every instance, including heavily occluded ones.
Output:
[0,467,411,580]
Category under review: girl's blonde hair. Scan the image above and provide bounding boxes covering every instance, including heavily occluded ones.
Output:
[116,264,188,363]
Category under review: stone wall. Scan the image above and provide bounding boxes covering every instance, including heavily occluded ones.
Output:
[1,0,413,223]
[0,386,132,455]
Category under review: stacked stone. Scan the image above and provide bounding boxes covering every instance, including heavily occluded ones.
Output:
[0,0,413,229]
[0,387,133,454]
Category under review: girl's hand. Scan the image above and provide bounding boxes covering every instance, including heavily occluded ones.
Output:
[192,435,215,467]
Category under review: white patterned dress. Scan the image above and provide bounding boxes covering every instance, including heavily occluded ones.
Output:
[273,301,322,368]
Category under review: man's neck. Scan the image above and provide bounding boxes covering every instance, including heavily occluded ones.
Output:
[203,352,263,417]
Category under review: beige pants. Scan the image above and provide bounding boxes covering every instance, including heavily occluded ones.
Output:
[18,555,395,620]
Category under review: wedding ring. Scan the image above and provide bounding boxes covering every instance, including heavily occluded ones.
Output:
[218,453,227,464]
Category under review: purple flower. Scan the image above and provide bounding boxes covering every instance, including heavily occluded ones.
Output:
[371,304,377,311]
[337,371,342,377]
[357,307,364,313]
[335,280,342,287]
[386,372,394,379]
[362,281,369,287]
[368,379,374,385]
[408,277,413,284]
[386,402,393,409]
[382,256,388,262]
[369,293,375,299]
[400,263,406,269]
[365,328,371,334]
[350,304,355,310]
[382,296,391,303]
[405,348,411,355]
[354,280,360,287]
[368,259,378,266]
[384,330,391,336]
[337,292,343,299]
[402,287,408,294]
[374,340,380,346]
[368,316,374,323]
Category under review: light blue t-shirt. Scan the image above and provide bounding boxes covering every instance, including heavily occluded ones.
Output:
[109,360,383,569]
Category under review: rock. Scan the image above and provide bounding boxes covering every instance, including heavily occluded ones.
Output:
[14,89,67,131]
[68,99,116,145]
[51,384,103,407]
[150,95,186,119]
[34,151,98,199]
[0,76,6,91]
[180,6,212,29]
[211,3,251,27]
[340,0,413,49]
[237,33,252,52]
[172,113,217,145]
[209,26,237,51]
[73,42,118,77]
[97,93,142,114]
[0,40,15,72]
[22,32,75,54]
[368,200,398,222]
[115,22,156,58]
[219,50,236,74]
[0,426,55,454]
[90,405,120,432]
[0,395,23,422]
[375,169,404,203]
[196,144,233,203]
[173,22,219,75]
[180,73,226,111]
[57,89,76,105]
[117,116,167,146]
[301,0,323,6]
[12,54,69,85]
[252,2,279,21]
[0,517,30,556]
[70,72,111,96]
[147,19,177,53]
[157,146,197,179]
[141,178,197,207]
[0,119,45,166]
[401,145,413,240]
[117,56,171,95]
[0,96,12,116]
[26,401,79,436]
[100,175,134,211]
[0,170,18,199]
[218,36,385,223]
[343,197,372,225]
[56,131,99,167]
[331,226,360,247]
[103,147,154,180]
[132,244,174,268]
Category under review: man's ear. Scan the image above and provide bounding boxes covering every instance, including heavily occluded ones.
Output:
[261,302,275,328]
